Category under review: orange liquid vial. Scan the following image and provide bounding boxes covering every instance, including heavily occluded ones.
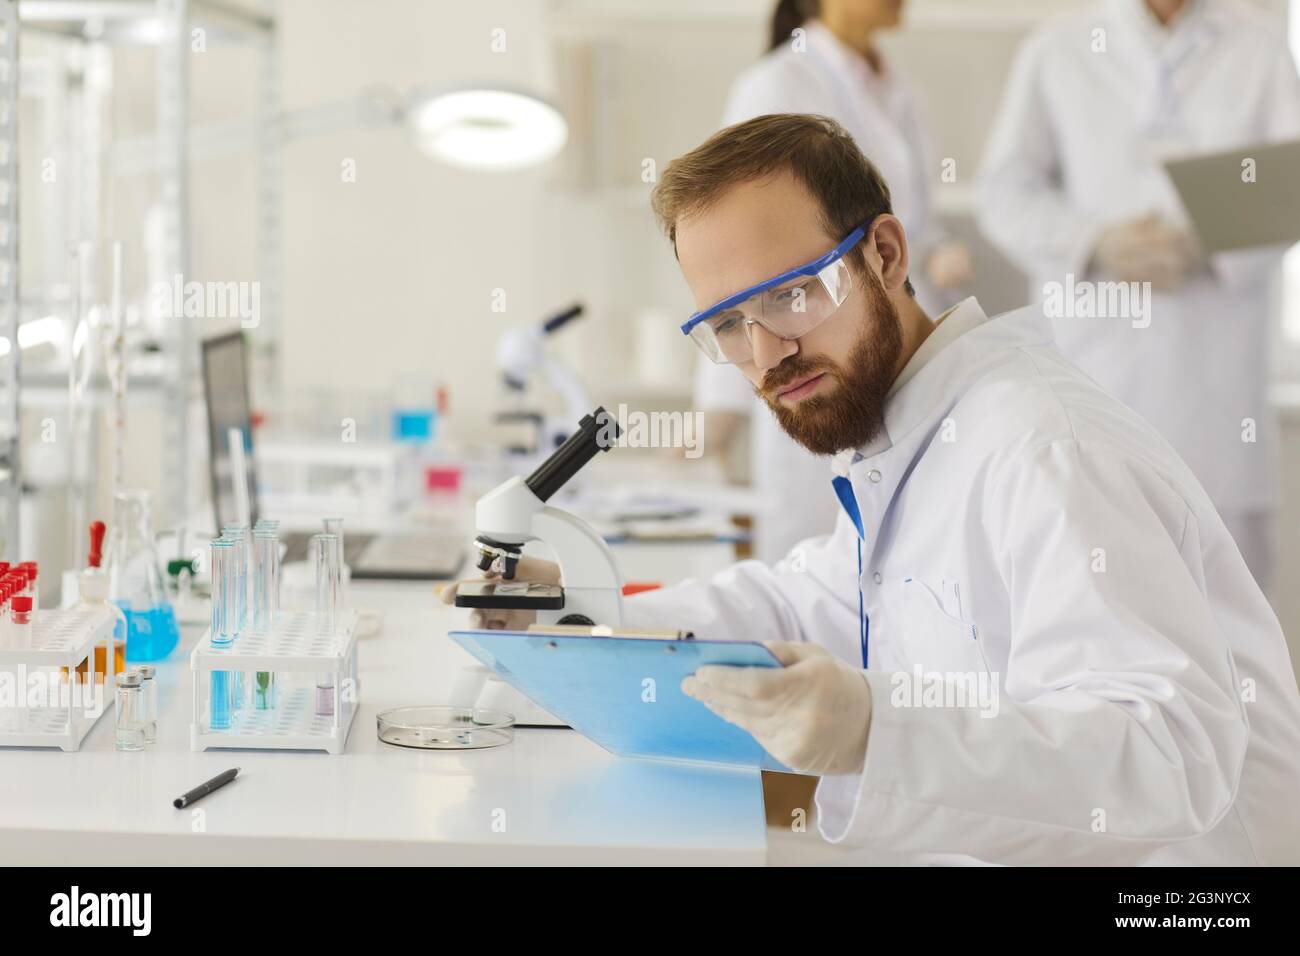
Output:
[65,640,126,683]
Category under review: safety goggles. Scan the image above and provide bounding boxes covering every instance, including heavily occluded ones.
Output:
[680,221,870,365]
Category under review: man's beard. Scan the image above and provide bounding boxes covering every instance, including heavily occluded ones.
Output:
[757,270,903,456]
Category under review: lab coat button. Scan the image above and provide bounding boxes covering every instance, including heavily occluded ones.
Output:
[873,572,883,585]
[867,469,882,483]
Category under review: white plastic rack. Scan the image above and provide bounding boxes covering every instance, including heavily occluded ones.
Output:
[0,605,118,751]
[189,609,359,754]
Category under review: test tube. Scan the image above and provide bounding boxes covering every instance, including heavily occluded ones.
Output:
[221,524,249,709]
[11,596,32,648]
[209,537,235,731]
[265,521,281,623]
[323,518,346,605]
[220,524,249,627]
[255,520,282,626]
[0,580,10,645]
[314,533,342,716]
[252,527,275,631]
[252,526,278,710]
[22,562,38,608]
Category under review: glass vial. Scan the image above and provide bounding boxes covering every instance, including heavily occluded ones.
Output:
[137,664,157,745]
[115,670,146,751]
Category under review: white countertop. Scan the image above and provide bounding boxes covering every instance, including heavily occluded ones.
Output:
[0,581,767,865]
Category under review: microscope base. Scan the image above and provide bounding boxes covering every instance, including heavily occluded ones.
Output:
[449,663,567,728]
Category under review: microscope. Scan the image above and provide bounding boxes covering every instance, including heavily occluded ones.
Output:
[452,407,624,725]
[495,303,593,455]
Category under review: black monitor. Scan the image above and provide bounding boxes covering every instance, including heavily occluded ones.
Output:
[201,331,259,531]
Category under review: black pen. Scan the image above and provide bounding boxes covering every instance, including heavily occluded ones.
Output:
[174,768,240,809]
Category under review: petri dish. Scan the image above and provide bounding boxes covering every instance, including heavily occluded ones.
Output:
[377,706,515,750]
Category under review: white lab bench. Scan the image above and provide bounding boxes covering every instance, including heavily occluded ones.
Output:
[0,580,768,865]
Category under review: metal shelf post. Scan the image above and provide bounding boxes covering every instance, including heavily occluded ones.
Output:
[0,1,19,559]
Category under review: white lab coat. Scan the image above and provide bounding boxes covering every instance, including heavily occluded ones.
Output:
[697,20,949,562]
[724,20,945,261]
[628,297,1300,865]
[978,0,1300,531]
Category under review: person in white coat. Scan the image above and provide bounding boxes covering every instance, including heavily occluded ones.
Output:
[977,0,1300,592]
[448,113,1300,865]
[698,0,973,562]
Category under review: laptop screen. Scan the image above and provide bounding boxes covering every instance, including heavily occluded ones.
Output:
[201,331,259,530]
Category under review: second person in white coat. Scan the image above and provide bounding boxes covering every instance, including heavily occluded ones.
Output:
[697,0,972,563]
[978,0,1300,592]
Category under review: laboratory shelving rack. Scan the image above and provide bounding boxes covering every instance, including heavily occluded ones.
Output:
[14,0,283,550]
[0,604,119,751]
[189,608,360,755]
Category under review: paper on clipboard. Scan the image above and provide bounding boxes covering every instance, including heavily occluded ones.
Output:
[450,629,800,772]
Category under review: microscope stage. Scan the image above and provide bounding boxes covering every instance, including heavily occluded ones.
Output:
[454,581,565,610]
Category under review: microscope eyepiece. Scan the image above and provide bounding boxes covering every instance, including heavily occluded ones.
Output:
[541,303,584,334]
[524,407,620,503]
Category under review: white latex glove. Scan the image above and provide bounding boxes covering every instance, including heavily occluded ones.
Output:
[1092,212,1197,290]
[682,641,873,775]
[439,555,560,631]
[926,239,975,290]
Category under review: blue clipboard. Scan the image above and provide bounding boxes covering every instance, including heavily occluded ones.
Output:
[450,630,796,772]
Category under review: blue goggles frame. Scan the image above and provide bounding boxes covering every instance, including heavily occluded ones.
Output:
[680,218,874,336]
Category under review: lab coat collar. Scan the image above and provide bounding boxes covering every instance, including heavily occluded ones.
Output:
[1105,0,1214,57]
[886,297,976,399]
[833,298,1054,477]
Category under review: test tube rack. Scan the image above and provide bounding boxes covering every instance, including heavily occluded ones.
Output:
[189,609,360,754]
[0,605,119,752]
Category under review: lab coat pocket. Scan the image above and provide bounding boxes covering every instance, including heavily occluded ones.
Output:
[900,578,990,676]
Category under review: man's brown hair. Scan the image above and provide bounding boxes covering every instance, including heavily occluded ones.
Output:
[650,112,910,292]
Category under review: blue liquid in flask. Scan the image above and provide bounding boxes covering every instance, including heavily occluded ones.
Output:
[118,601,181,662]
